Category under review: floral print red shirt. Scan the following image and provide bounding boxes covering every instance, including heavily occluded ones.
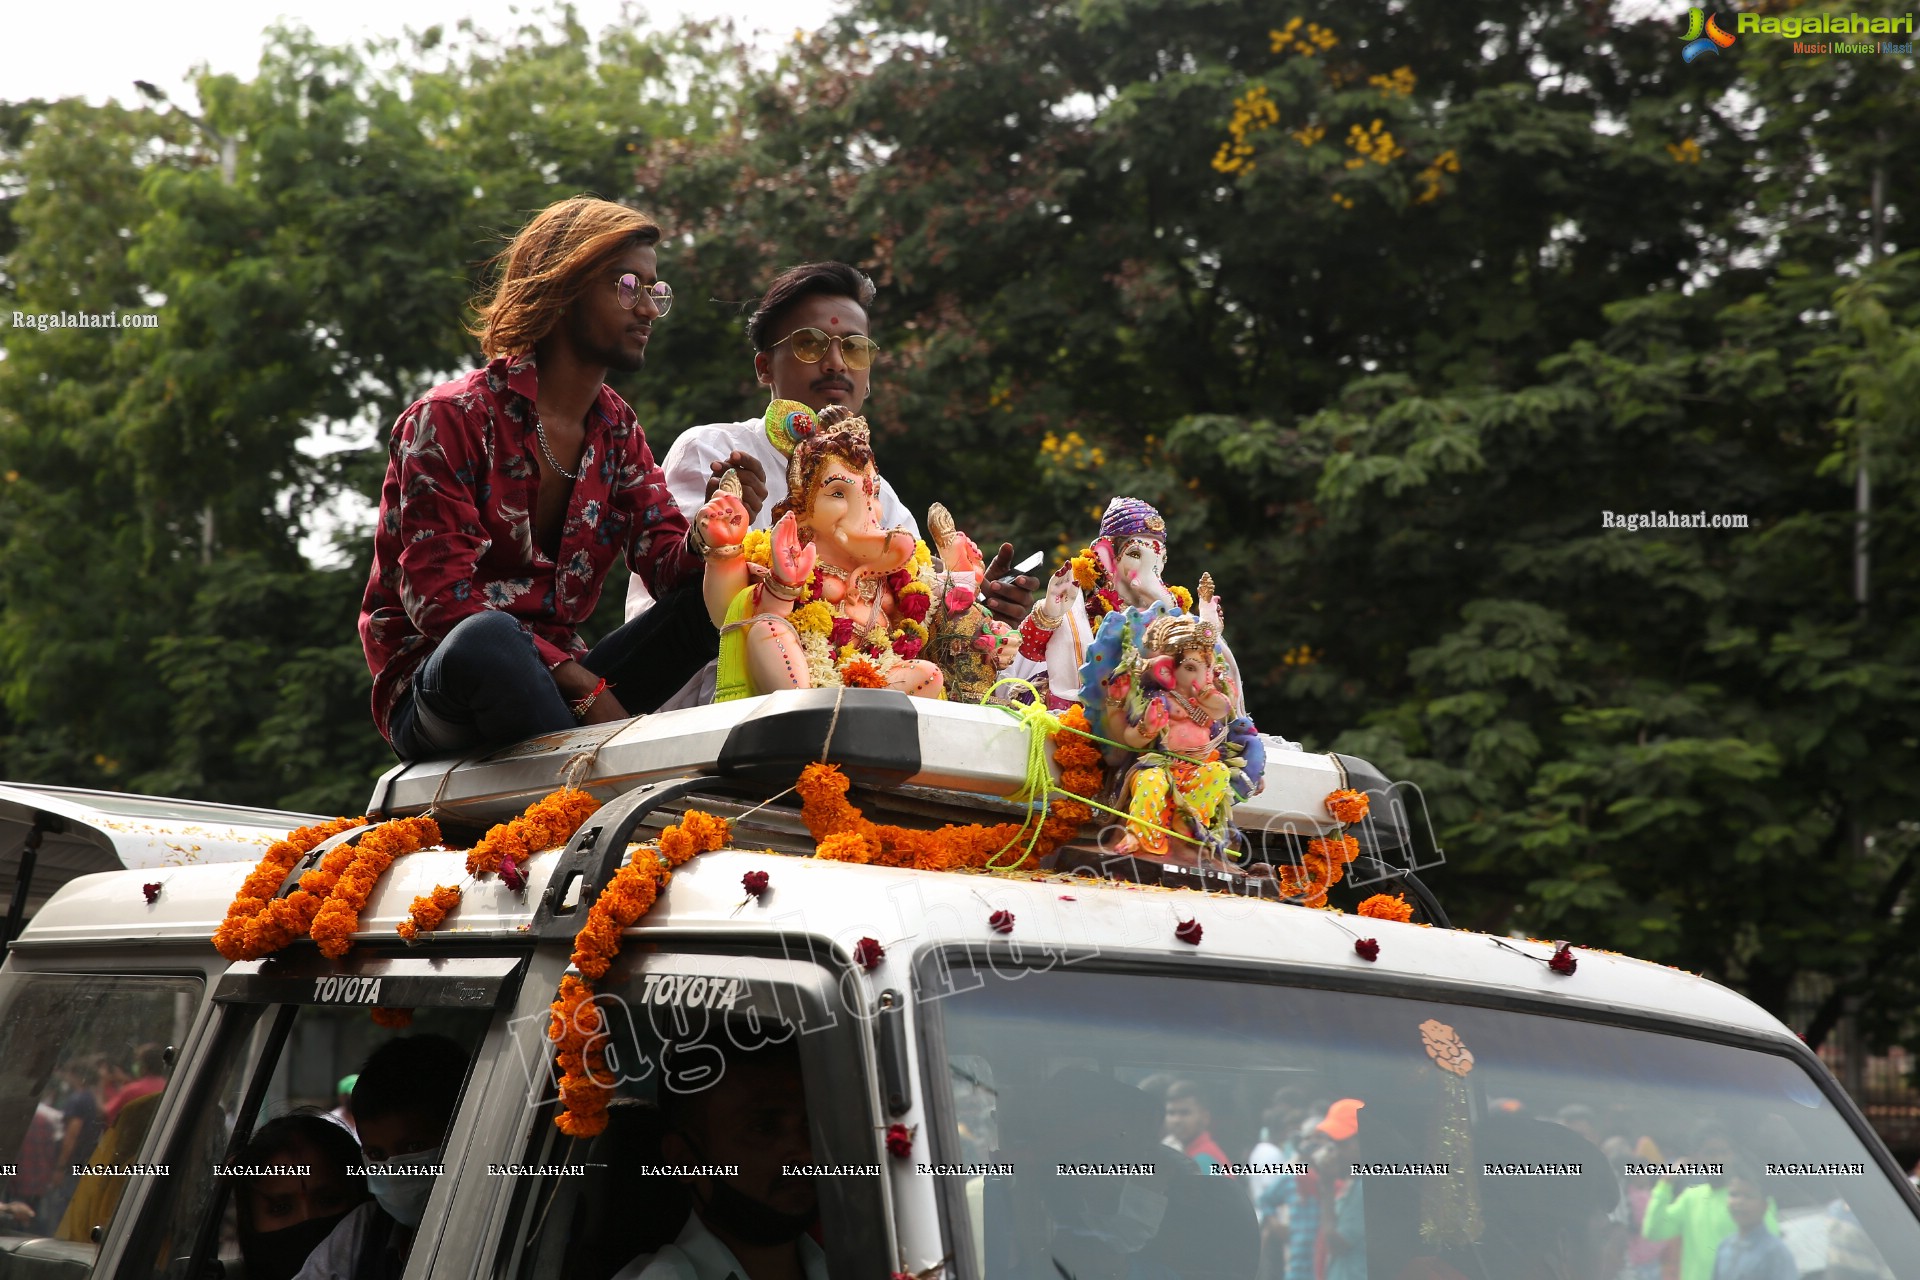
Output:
[358,352,698,741]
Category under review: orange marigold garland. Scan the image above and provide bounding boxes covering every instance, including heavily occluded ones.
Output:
[213,816,366,961]
[550,810,734,1136]
[795,705,1103,874]
[1358,892,1414,923]
[468,787,601,879]
[549,974,610,1138]
[397,885,464,943]
[839,658,886,689]
[309,816,442,959]
[1326,787,1371,825]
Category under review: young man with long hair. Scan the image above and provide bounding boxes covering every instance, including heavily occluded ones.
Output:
[359,197,721,758]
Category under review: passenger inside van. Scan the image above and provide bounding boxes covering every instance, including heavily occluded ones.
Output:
[1397,1115,1624,1280]
[234,1114,370,1280]
[294,1034,469,1280]
[610,1038,825,1280]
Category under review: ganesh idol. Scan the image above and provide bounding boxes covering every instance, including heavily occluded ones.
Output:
[1019,495,1243,709]
[1077,601,1266,866]
[691,414,999,702]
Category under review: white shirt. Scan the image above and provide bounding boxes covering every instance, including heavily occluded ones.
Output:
[610,1209,830,1280]
[624,416,920,620]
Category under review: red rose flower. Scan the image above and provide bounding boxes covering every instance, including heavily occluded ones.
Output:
[892,636,924,661]
[885,1123,913,1158]
[142,882,162,904]
[887,568,912,594]
[854,936,886,970]
[945,583,976,613]
[899,591,930,623]
[1548,943,1578,975]
[989,909,1015,934]
[500,855,526,893]
[1354,938,1380,962]
[743,870,770,898]
[829,616,856,649]
[1175,918,1203,945]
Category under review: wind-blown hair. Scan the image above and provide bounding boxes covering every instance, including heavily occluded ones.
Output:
[470,197,661,358]
[746,261,876,352]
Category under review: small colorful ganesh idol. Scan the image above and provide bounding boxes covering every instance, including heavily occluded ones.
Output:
[1078,604,1265,865]
[1021,496,1199,707]
[696,418,945,700]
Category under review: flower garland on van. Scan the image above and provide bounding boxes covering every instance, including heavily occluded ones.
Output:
[548,809,734,1137]
[213,816,367,960]
[796,705,1104,872]
[468,788,601,879]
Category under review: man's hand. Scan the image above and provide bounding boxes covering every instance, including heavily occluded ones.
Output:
[707,452,768,522]
[579,687,629,725]
[982,542,1039,627]
[552,661,629,724]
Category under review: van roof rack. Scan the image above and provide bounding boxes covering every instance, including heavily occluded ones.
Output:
[367,689,1441,920]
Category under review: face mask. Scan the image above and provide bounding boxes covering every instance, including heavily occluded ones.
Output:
[364,1147,441,1228]
[239,1210,352,1280]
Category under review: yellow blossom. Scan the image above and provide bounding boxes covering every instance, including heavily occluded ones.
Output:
[1292,122,1325,147]
[1666,138,1702,164]
[1368,66,1417,97]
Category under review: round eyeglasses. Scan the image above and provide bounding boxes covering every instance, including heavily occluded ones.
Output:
[615,274,673,317]
[766,326,880,370]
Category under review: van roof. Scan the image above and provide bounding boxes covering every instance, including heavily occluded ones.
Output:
[18,845,1795,1050]
[0,781,324,919]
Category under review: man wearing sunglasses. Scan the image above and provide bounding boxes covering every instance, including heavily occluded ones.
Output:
[359,197,717,760]
[624,261,1038,628]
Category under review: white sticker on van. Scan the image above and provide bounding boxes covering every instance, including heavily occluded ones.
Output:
[312,976,384,1004]
[638,972,746,1011]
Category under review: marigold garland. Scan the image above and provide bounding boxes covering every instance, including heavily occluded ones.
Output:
[549,810,734,1137]
[1326,788,1371,824]
[397,884,464,942]
[468,787,601,879]
[1358,893,1414,923]
[840,658,886,689]
[310,817,443,959]
[796,706,1103,875]
[548,974,609,1138]
[213,815,367,961]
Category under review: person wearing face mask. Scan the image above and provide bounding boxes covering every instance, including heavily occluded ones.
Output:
[234,1114,370,1280]
[611,1040,825,1280]
[293,1035,470,1280]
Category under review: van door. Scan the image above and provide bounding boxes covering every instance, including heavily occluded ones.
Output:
[92,953,523,1280]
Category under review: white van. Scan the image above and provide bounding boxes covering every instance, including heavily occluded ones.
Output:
[2,690,1915,1280]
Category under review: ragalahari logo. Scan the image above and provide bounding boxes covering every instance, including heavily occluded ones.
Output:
[1680,8,1738,61]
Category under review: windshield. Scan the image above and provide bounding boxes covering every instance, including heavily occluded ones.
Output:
[927,962,1917,1280]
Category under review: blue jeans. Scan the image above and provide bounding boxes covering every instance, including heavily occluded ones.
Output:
[386,584,716,760]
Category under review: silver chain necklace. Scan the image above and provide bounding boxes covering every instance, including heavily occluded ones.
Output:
[532,412,579,481]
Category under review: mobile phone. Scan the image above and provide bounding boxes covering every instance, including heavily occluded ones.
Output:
[996,551,1044,585]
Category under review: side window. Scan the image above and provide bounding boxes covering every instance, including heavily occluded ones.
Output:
[130,1002,490,1280]
[499,955,891,1280]
[0,971,200,1274]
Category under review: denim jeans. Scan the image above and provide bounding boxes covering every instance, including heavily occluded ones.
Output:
[386,583,717,761]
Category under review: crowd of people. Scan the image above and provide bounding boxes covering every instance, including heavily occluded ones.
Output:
[1,1044,167,1237]
[1135,1079,1896,1280]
